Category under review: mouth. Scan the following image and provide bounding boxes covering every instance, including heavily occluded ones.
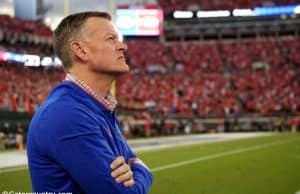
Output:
[118,56,126,60]
[118,52,128,60]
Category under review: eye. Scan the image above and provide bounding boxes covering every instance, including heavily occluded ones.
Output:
[106,36,117,44]
[108,36,114,40]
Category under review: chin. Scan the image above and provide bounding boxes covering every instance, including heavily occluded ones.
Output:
[115,64,130,73]
[116,68,129,74]
[92,63,130,75]
[110,67,130,76]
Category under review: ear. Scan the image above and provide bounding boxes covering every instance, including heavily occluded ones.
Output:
[70,41,88,61]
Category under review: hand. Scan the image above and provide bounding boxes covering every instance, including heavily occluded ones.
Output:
[110,156,135,187]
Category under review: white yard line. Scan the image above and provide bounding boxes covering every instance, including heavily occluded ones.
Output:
[151,138,297,172]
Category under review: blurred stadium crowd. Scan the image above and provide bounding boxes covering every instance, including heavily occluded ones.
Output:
[0,16,299,118]
[0,0,300,145]
[120,38,299,118]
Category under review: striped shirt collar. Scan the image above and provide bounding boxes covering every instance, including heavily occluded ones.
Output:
[64,73,117,112]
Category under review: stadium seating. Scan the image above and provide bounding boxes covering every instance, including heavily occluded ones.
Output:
[0,61,63,116]
[0,14,53,55]
[158,0,300,13]
[119,37,299,117]
[0,15,299,119]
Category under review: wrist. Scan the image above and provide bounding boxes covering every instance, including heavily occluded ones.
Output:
[128,158,139,166]
[129,158,151,172]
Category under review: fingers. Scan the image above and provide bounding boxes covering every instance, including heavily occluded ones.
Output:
[124,178,135,187]
[110,156,135,187]
[110,156,125,170]
[115,170,133,183]
[111,162,130,179]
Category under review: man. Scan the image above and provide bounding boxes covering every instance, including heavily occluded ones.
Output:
[27,11,153,193]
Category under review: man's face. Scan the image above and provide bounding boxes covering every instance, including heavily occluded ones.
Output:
[80,17,129,75]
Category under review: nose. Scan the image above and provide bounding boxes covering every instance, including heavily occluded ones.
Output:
[118,41,128,52]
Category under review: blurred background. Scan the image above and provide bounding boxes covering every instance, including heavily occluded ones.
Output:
[0,0,299,146]
[0,0,300,193]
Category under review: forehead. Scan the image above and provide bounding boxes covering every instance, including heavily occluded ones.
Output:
[83,17,117,37]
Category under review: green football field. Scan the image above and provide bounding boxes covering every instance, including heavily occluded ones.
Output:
[1,133,300,194]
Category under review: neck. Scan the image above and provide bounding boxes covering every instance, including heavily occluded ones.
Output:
[68,68,115,97]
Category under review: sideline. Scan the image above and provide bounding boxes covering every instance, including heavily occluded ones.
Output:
[151,138,297,172]
[0,132,278,174]
[2,136,293,174]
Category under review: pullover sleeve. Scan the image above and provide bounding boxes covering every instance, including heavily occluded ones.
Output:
[39,103,153,194]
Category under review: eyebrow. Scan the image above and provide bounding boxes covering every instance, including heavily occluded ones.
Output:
[105,33,118,39]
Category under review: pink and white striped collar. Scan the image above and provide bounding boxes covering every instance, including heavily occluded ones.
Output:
[64,73,117,112]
